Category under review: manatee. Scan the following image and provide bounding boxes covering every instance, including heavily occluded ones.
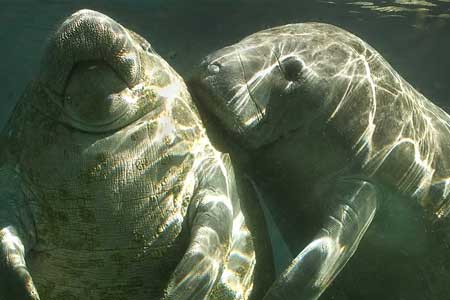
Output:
[189,23,450,300]
[0,9,275,300]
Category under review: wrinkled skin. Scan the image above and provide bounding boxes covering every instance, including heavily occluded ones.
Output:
[189,23,450,300]
[0,10,274,300]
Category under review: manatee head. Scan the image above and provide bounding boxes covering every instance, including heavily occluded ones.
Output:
[190,23,370,149]
[34,9,181,133]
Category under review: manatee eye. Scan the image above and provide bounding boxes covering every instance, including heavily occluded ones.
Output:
[280,57,304,82]
[137,36,153,53]
[208,63,221,74]
[127,30,153,53]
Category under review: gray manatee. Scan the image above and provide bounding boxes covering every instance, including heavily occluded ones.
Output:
[189,23,450,300]
[0,9,275,300]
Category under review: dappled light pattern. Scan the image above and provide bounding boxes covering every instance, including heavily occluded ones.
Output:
[320,0,450,19]
[190,22,450,300]
[342,0,450,20]
[193,22,450,220]
[0,9,257,300]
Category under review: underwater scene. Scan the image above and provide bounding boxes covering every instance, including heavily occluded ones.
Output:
[1,0,450,299]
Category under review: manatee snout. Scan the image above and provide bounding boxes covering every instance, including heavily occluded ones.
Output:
[40,9,142,95]
[191,45,244,93]
[36,9,155,132]
[190,44,272,143]
[189,45,253,127]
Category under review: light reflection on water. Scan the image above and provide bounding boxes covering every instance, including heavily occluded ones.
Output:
[340,0,450,21]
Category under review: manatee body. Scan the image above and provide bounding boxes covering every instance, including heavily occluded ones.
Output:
[0,10,274,300]
[190,23,450,300]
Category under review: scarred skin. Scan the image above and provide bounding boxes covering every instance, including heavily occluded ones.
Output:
[189,23,450,300]
[0,10,273,300]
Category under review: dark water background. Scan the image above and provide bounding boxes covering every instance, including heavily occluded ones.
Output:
[1,0,450,129]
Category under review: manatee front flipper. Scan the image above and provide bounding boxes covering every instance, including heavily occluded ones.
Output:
[0,227,39,300]
[264,178,378,300]
[163,157,234,300]
[0,168,38,300]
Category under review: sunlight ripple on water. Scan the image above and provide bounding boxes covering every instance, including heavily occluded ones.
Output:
[335,0,450,19]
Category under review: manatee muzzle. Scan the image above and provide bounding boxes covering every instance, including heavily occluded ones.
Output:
[38,9,143,131]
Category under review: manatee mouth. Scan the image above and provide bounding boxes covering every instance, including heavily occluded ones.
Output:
[38,9,145,132]
[63,60,131,127]
[188,77,251,159]
[40,9,142,95]
[189,46,267,140]
[188,67,247,138]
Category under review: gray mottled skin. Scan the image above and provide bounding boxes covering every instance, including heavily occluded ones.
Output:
[0,10,274,300]
[189,23,450,300]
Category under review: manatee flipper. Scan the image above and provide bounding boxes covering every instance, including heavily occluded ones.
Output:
[0,227,39,300]
[264,179,378,300]
[163,158,233,300]
[0,168,39,300]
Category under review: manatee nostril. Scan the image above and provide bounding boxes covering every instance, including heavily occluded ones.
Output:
[39,9,142,95]
[207,63,221,74]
